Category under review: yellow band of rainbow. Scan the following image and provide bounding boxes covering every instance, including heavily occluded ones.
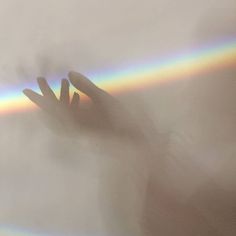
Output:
[0,37,236,115]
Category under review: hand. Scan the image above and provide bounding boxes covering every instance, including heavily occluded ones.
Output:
[23,71,143,141]
[23,76,81,133]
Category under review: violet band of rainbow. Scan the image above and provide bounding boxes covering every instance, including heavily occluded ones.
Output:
[0,37,236,115]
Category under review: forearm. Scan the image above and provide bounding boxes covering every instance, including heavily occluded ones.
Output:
[97,141,149,236]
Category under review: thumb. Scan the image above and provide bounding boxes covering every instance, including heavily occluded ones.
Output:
[68,71,103,99]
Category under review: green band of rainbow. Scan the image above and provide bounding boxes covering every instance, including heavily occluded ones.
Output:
[0,37,236,116]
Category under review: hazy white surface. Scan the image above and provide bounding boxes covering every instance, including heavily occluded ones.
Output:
[0,0,235,235]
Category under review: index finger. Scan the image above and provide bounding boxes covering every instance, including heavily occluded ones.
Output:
[37,77,57,100]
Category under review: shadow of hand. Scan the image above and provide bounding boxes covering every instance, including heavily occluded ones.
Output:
[23,71,142,141]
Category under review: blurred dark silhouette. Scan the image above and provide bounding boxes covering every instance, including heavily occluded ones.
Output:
[23,71,143,141]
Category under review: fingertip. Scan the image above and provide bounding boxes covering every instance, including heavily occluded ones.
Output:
[23,89,31,95]
[22,89,37,101]
[68,71,76,82]
[37,76,45,82]
[68,71,87,83]
[73,91,80,98]
[37,77,47,89]
[68,71,79,78]
[68,71,102,99]
[71,92,80,102]
[71,91,80,108]
[68,74,79,88]
[68,71,79,84]
[62,78,70,86]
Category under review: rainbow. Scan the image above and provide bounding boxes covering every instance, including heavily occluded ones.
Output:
[0,37,236,115]
[0,36,236,235]
[0,225,97,236]
[0,226,49,236]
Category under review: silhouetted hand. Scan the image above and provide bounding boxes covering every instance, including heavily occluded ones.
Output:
[23,71,143,141]
[23,76,80,131]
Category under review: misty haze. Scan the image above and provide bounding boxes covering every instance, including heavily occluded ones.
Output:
[0,1,235,236]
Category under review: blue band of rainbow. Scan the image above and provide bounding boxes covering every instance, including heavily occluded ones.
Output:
[0,37,236,115]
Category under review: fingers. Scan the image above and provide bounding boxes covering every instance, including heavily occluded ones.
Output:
[24,72,111,114]
[60,78,70,105]
[37,77,57,100]
[70,92,80,111]
[23,89,48,110]
[68,71,104,100]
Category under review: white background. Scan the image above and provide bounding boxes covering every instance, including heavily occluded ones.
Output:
[0,1,235,235]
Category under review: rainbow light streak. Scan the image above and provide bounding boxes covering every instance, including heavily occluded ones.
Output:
[0,226,49,236]
[0,225,97,236]
[0,37,236,235]
[0,38,236,115]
